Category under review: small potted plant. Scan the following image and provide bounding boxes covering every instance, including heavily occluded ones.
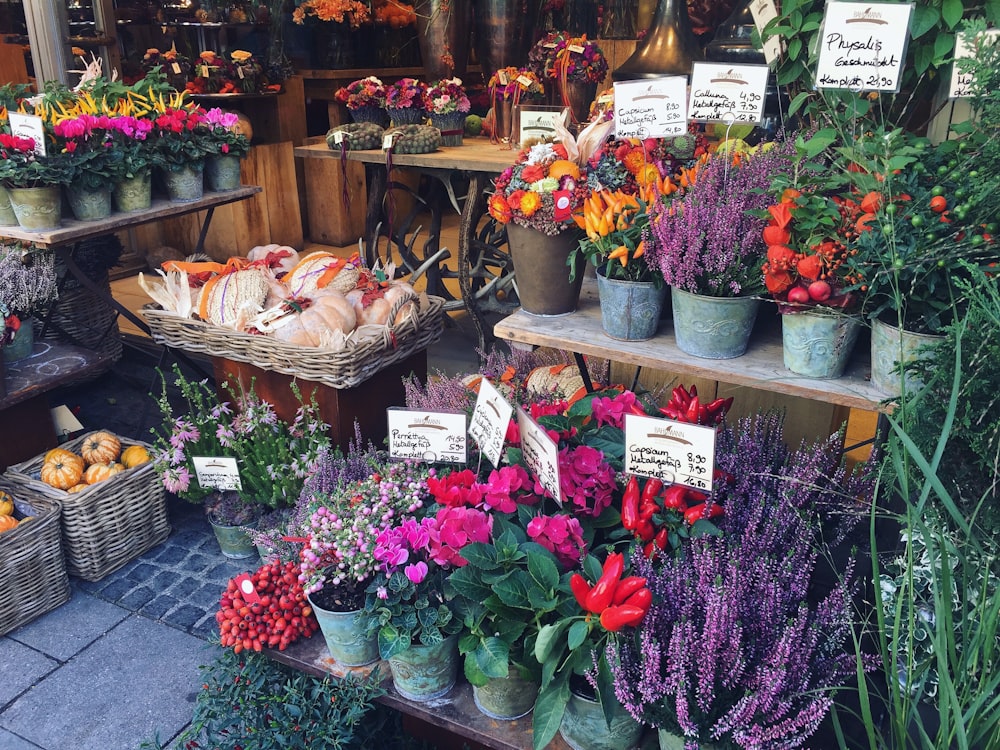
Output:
[334,76,389,126]
[383,76,428,126]
[0,127,75,230]
[53,110,122,222]
[486,66,544,144]
[0,242,57,363]
[646,138,797,359]
[201,107,251,191]
[107,110,155,212]
[148,95,213,202]
[423,77,470,147]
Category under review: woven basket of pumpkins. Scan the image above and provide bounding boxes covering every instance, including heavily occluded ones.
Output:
[0,476,69,635]
[7,431,170,581]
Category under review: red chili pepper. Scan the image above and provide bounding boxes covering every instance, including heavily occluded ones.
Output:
[697,404,709,424]
[629,401,647,416]
[653,528,668,551]
[643,541,656,559]
[684,502,724,525]
[635,518,655,542]
[686,396,701,423]
[641,477,663,505]
[671,385,690,408]
[660,404,681,420]
[584,553,624,613]
[713,469,734,485]
[612,576,647,605]
[661,485,691,511]
[688,384,698,398]
[570,573,592,611]
[624,587,652,611]
[600,604,648,631]
[621,476,640,531]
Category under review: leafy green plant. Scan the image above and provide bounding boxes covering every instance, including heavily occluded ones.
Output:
[141,644,386,750]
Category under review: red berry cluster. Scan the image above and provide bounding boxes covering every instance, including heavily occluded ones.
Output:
[216,560,319,653]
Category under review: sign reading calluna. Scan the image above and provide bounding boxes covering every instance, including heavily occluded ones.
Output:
[192,456,243,491]
[814,2,914,92]
[516,407,561,504]
[623,414,716,493]
[468,378,513,468]
[387,408,467,463]
[688,63,770,124]
[613,77,689,138]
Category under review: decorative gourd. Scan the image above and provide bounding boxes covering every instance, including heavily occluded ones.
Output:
[83,462,125,485]
[0,490,14,516]
[40,452,85,490]
[0,515,18,533]
[66,483,90,494]
[120,444,150,469]
[272,291,357,347]
[80,431,122,465]
[45,447,78,465]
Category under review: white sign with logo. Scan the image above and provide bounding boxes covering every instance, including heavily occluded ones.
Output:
[387,409,468,463]
[193,456,243,491]
[469,378,513,468]
[815,2,914,92]
[688,63,770,123]
[516,407,561,504]
[949,30,1000,99]
[623,414,716,493]
[613,76,689,138]
[7,113,46,156]
[749,0,783,64]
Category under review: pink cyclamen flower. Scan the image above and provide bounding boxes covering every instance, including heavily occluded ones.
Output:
[427,505,492,567]
[557,445,616,517]
[405,561,428,584]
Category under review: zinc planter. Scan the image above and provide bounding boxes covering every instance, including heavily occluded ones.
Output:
[208,516,257,559]
[113,171,153,213]
[472,670,539,720]
[595,269,667,340]
[350,105,390,127]
[506,222,585,316]
[0,185,20,226]
[387,634,458,701]
[559,688,644,750]
[870,318,945,397]
[781,309,861,379]
[66,183,113,221]
[162,162,205,203]
[671,288,759,359]
[8,185,63,231]
[205,154,242,192]
[307,595,379,667]
[658,729,721,749]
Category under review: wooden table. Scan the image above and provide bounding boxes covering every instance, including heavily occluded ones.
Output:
[0,342,109,469]
[494,283,888,414]
[295,140,518,349]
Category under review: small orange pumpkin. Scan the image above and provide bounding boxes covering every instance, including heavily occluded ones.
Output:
[0,515,19,533]
[120,445,150,469]
[0,490,14,516]
[66,483,90,494]
[83,462,125,485]
[45,447,79,464]
[80,431,122,465]
[40,452,85,490]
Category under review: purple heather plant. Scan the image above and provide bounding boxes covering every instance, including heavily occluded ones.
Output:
[609,413,878,750]
[644,138,797,297]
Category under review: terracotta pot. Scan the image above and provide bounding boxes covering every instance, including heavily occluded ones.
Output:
[506,222,585,316]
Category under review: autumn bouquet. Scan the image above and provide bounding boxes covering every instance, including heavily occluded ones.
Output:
[334,76,389,126]
[292,0,370,27]
[586,132,706,196]
[487,66,545,103]
[384,77,428,124]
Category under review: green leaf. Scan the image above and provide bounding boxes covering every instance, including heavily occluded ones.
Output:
[527,548,560,589]
[934,32,956,62]
[788,36,802,60]
[461,542,499,570]
[464,652,490,686]
[987,0,1000,23]
[532,680,571,750]
[568,620,590,650]
[493,575,531,608]
[910,5,940,38]
[582,553,602,582]
[914,44,933,75]
[802,128,837,158]
[596,655,617,728]
[474,637,510,679]
[534,621,567,663]
[448,566,493,603]
[788,91,811,118]
[458,632,479,655]
[941,0,963,29]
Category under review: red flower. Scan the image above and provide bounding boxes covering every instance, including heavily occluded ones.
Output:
[520,163,545,183]
[767,202,793,229]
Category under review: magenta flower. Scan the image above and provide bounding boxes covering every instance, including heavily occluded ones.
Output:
[405,561,428,584]
[427,505,492,567]
[527,513,586,567]
[482,464,537,513]
[556,444,616,517]
[591,390,638,430]
[427,468,484,508]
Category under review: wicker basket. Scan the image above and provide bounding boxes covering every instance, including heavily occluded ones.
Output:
[39,272,124,363]
[7,434,170,582]
[141,294,446,389]
[0,476,70,636]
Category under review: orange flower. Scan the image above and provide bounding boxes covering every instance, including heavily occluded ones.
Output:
[520,164,545,183]
[860,191,882,214]
[796,254,823,281]
[635,164,660,188]
[622,150,647,176]
[507,189,525,211]
[520,191,542,217]
[767,202,793,229]
[488,194,512,223]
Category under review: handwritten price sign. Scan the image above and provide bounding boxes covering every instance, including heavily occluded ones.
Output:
[192,456,243,492]
[814,2,914,92]
[469,378,513,468]
[623,414,716,493]
[613,77,689,139]
[688,63,770,124]
[387,409,467,464]
[516,408,561,504]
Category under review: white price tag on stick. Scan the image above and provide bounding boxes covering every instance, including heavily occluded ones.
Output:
[387,408,468,464]
[193,456,243,491]
[814,1,914,92]
[469,378,513,468]
[516,407,561,504]
[623,414,716,493]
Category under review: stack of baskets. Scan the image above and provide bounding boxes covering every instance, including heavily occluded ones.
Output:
[0,476,70,635]
[6,432,169,581]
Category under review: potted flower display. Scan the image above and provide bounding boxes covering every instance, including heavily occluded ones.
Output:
[334,76,389,126]
[151,365,331,558]
[0,242,57,363]
[422,77,470,147]
[148,95,212,202]
[383,77,428,126]
[487,135,602,316]
[292,0,371,69]
[106,112,155,212]
[486,66,545,145]
[52,111,122,222]
[544,35,608,125]
[646,139,797,359]
[201,108,250,192]
[0,119,75,230]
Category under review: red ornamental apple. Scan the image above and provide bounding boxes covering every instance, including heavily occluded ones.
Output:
[808,280,832,302]
[787,286,810,304]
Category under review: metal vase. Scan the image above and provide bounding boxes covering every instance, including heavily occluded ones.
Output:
[671,288,760,359]
[472,670,539,720]
[473,0,544,84]
[870,317,945,397]
[205,154,242,192]
[66,183,113,222]
[613,0,703,80]
[595,269,667,340]
[781,309,861,379]
[0,184,20,226]
[8,185,63,231]
[415,0,472,79]
[387,634,458,702]
[112,170,153,213]
[307,595,379,667]
[208,517,257,559]
[162,161,205,203]
[559,79,598,126]
[559,688,643,750]
[506,222,585,316]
